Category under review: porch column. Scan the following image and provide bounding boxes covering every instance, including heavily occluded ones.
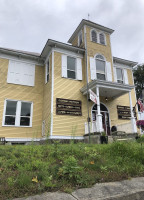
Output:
[129,91,137,133]
[96,86,103,132]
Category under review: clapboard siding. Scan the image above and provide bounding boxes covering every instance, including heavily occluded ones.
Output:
[52,52,87,136]
[42,54,52,136]
[0,58,44,138]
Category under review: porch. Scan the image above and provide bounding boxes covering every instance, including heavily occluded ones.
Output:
[80,79,137,135]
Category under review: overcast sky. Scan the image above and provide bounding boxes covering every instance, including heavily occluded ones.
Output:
[0,0,144,64]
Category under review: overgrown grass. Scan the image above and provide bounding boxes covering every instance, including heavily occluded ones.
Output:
[1,141,144,199]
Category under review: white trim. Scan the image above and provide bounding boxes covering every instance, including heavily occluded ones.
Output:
[78,30,83,46]
[0,54,43,66]
[84,25,89,83]
[49,135,84,140]
[110,36,115,82]
[50,50,54,136]
[99,31,106,45]
[114,63,133,70]
[90,29,98,42]
[53,47,83,59]
[5,138,41,142]
[45,50,52,64]
[2,99,33,127]
[91,102,111,128]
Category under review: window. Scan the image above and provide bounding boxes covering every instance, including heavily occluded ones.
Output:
[116,68,123,83]
[62,55,82,80]
[99,33,105,45]
[46,60,49,83]
[67,56,76,79]
[3,100,33,127]
[78,31,82,46]
[91,30,97,42]
[7,60,35,86]
[96,54,105,80]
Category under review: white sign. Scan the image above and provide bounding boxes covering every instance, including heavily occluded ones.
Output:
[89,89,97,104]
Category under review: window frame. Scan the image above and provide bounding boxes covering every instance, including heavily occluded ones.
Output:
[45,59,50,84]
[78,30,83,46]
[2,99,33,127]
[99,32,106,45]
[95,54,106,81]
[90,29,106,45]
[67,56,77,80]
[116,67,124,84]
[91,29,97,43]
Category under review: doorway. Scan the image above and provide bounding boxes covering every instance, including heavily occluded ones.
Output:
[92,103,110,135]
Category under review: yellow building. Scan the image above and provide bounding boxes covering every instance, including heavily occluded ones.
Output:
[0,19,138,143]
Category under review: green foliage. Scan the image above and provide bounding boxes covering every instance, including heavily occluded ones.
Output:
[58,156,83,182]
[137,135,144,143]
[1,142,144,199]
[133,65,144,99]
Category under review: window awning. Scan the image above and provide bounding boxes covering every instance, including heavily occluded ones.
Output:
[80,80,135,98]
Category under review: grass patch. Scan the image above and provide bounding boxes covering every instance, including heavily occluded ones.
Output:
[1,142,144,199]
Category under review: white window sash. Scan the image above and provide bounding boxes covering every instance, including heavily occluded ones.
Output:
[2,99,33,127]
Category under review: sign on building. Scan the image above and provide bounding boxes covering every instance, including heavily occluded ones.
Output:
[117,105,137,120]
[89,89,97,104]
[56,98,82,116]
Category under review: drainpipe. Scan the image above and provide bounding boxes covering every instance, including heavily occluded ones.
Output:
[84,25,91,143]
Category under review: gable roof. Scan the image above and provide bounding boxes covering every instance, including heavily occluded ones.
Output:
[68,19,114,43]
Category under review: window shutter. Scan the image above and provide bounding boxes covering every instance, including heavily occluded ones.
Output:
[76,58,82,80]
[106,62,112,81]
[113,67,117,82]
[7,60,35,86]
[61,55,67,78]
[90,57,96,80]
[21,63,35,86]
[123,69,129,84]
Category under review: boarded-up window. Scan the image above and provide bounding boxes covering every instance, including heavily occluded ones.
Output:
[7,60,35,86]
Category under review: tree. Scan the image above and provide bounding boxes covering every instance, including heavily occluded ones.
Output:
[133,65,144,99]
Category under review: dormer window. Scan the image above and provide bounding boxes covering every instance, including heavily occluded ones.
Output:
[91,30,97,43]
[78,31,82,46]
[99,33,105,45]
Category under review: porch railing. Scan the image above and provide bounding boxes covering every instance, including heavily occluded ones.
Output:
[85,121,98,134]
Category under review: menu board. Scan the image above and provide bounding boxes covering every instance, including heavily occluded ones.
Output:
[56,98,82,116]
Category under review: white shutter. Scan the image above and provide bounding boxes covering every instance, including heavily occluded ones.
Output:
[90,57,96,80]
[76,58,82,80]
[123,69,129,84]
[106,61,112,82]
[7,60,35,86]
[113,67,117,82]
[61,55,67,78]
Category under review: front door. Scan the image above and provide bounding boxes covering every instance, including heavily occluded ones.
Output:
[101,111,110,135]
[92,103,110,135]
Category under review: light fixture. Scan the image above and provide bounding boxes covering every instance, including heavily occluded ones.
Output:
[105,97,108,102]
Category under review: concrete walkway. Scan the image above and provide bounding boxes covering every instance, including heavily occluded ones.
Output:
[14,177,144,200]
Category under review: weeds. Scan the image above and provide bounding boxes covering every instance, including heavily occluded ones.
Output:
[1,142,144,199]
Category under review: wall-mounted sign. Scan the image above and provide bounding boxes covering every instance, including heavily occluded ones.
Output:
[56,98,82,116]
[89,89,97,104]
[117,105,136,120]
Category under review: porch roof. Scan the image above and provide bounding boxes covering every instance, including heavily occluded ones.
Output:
[80,80,135,98]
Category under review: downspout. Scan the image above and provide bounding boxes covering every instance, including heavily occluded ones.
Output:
[84,25,91,143]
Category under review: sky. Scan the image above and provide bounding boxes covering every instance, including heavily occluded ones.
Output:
[0,0,144,64]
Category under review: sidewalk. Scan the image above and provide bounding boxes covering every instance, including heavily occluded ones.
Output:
[14,177,144,200]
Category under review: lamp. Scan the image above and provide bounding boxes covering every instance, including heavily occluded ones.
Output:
[105,97,108,102]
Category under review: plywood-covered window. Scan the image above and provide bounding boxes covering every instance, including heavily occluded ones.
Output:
[7,60,35,86]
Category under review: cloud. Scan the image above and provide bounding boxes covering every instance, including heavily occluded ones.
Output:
[0,0,143,63]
